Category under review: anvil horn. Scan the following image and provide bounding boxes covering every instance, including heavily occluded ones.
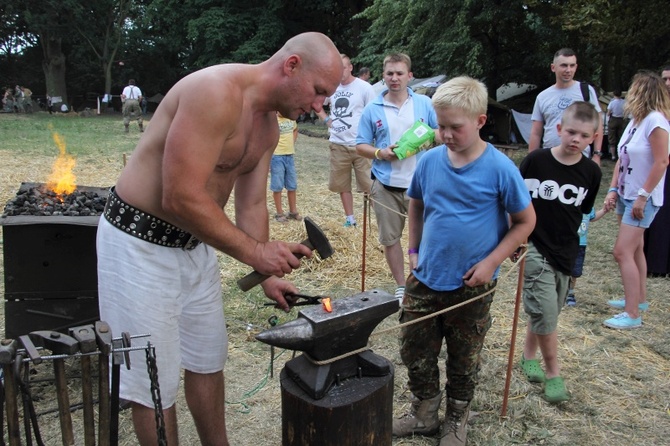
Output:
[255,289,398,361]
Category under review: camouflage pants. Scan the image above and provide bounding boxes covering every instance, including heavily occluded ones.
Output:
[122,99,143,126]
[400,273,494,401]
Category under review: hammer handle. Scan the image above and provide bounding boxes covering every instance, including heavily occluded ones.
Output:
[237,239,312,291]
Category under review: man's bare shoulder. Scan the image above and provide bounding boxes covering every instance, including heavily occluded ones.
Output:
[170,65,254,101]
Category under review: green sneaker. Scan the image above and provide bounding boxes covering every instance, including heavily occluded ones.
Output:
[519,354,545,383]
[544,376,569,403]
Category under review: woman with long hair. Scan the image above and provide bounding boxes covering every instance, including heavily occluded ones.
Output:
[603,71,670,329]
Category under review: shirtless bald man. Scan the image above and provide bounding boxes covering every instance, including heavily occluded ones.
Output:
[97,32,342,445]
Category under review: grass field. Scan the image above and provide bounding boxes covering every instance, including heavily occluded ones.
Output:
[0,112,669,445]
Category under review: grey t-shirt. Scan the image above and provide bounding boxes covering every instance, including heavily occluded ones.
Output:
[531,82,602,150]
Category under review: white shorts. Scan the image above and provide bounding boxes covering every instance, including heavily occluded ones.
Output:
[97,218,227,408]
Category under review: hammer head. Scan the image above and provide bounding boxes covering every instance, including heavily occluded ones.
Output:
[304,216,334,260]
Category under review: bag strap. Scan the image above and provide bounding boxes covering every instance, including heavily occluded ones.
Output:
[580,81,590,102]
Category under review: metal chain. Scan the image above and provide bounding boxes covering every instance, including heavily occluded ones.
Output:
[145,344,167,446]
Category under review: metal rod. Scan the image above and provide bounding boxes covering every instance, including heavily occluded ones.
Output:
[18,344,150,363]
[361,192,369,292]
[501,249,526,417]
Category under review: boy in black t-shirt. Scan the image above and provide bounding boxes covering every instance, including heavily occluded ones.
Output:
[518,102,602,403]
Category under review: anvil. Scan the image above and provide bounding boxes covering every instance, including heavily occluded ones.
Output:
[256,289,398,361]
[256,289,398,399]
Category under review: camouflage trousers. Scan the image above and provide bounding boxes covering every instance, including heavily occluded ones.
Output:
[122,99,143,126]
[400,273,494,401]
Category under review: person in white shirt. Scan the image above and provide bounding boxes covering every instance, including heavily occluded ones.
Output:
[121,79,144,133]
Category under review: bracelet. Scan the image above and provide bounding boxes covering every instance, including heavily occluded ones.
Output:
[323,116,331,124]
[374,149,382,160]
[407,248,418,255]
[608,187,618,193]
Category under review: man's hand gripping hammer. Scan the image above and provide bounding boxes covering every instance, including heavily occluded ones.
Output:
[237,216,334,291]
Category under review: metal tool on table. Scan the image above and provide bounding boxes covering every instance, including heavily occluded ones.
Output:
[1,339,21,446]
[95,321,113,446]
[237,217,335,291]
[70,325,97,446]
[25,331,80,446]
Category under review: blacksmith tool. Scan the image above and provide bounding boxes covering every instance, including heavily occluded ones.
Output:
[110,332,130,446]
[263,293,326,307]
[28,331,80,446]
[16,356,46,446]
[70,325,97,446]
[237,216,335,291]
[1,339,21,446]
[95,321,113,446]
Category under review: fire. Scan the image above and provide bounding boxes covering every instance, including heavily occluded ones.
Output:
[45,124,76,195]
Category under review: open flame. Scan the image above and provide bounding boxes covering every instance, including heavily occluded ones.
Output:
[45,123,76,196]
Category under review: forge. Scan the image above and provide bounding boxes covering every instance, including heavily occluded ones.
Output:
[1,182,109,338]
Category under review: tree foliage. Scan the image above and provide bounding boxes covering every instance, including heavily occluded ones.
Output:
[1,0,669,109]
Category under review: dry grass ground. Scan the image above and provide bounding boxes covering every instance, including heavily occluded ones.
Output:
[0,113,669,445]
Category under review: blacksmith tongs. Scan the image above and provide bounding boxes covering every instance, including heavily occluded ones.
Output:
[264,293,326,307]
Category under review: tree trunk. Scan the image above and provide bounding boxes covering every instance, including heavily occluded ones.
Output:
[42,35,68,105]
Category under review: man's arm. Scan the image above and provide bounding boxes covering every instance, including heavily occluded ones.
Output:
[462,204,536,287]
[528,120,544,152]
[591,115,604,166]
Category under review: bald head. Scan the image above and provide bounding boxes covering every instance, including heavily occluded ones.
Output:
[277,33,340,69]
[269,33,343,119]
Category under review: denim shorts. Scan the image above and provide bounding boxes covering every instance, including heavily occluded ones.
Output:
[571,245,586,278]
[270,154,297,192]
[616,195,659,228]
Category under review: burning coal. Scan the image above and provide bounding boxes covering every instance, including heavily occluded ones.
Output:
[2,184,107,217]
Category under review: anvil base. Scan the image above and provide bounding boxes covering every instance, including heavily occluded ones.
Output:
[280,352,393,446]
[284,349,391,400]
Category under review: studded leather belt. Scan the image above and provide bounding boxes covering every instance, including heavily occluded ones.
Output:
[103,187,201,250]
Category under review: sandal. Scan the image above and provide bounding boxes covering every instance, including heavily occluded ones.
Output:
[543,376,570,403]
[287,212,302,221]
[274,213,288,223]
[519,354,545,383]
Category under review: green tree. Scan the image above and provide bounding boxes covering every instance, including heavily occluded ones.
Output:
[357,0,551,93]
[69,0,137,99]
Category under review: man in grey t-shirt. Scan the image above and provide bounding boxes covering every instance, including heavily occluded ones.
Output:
[529,48,604,165]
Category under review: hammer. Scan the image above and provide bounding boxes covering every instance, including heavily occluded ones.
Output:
[95,321,113,446]
[237,216,334,291]
[69,325,97,446]
[28,331,80,446]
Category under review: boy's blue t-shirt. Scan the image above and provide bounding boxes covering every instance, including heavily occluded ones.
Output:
[407,143,531,291]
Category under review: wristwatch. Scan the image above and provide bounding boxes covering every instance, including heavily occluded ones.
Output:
[637,188,651,199]
[593,150,603,156]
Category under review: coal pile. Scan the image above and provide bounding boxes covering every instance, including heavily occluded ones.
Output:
[2,185,108,217]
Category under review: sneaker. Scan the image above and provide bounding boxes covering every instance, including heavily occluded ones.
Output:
[395,286,405,306]
[343,220,356,228]
[607,299,649,311]
[603,312,642,330]
[566,294,576,307]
